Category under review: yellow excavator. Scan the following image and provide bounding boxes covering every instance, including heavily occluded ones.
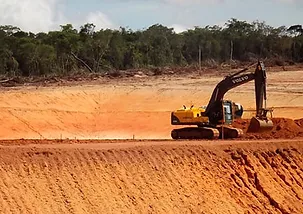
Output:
[170,61,274,139]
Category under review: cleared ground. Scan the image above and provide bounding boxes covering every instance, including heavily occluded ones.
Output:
[0,67,303,213]
[1,139,303,213]
[0,68,303,140]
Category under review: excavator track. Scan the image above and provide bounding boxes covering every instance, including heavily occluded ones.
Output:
[171,126,244,140]
[218,126,244,139]
[171,127,220,140]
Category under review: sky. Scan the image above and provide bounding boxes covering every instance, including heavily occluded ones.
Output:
[0,0,302,33]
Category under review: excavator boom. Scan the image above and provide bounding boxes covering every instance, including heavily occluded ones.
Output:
[205,67,255,125]
[204,61,272,126]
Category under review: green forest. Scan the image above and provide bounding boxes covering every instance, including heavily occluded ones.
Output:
[0,18,302,77]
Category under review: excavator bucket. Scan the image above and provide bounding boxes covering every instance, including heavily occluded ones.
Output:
[247,116,274,133]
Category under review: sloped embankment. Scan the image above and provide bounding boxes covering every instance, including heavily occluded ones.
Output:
[0,141,302,213]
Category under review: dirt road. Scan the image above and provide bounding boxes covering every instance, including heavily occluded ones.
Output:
[0,139,303,214]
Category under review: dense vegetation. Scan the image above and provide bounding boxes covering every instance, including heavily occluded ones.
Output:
[0,18,302,77]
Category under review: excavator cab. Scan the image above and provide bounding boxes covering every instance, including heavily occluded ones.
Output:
[223,101,233,125]
[222,100,243,124]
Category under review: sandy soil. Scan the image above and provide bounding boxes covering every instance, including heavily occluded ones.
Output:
[0,139,303,213]
[0,69,302,140]
[0,67,303,214]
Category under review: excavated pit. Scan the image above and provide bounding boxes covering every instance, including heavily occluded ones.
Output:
[0,69,302,213]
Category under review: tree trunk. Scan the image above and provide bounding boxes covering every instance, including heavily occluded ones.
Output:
[230,40,233,63]
[71,52,93,72]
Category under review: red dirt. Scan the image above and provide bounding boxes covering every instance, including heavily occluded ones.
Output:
[233,117,303,139]
[0,140,303,213]
[295,118,303,127]
[0,68,302,213]
[1,68,303,140]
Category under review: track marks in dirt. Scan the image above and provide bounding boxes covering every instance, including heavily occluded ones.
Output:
[6,110,45,139]
[0,144,303,214]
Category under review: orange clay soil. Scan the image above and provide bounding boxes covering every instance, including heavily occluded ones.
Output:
[0,68,303,213]
[233,117,303,139]
[0,68,302,140]
[0,140,303,213]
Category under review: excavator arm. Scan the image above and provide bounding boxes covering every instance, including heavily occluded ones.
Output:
[254,61,268,118]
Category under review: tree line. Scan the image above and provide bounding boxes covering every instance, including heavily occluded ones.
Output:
[0,18,302,77]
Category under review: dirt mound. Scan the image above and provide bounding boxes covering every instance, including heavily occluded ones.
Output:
[0,141,303,213]
[295,118,303,127]
[233,117,303,139]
